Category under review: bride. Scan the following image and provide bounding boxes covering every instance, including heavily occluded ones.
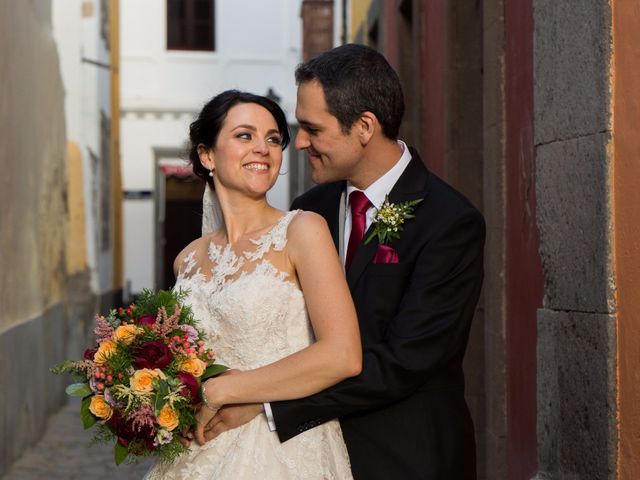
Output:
[144,90,360,479]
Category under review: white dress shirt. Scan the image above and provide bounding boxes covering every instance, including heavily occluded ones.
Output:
[342,141,413,263]
[264,140,413,432]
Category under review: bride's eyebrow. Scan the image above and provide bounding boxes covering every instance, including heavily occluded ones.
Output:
[232,125,281,136]
[232,124,257,132]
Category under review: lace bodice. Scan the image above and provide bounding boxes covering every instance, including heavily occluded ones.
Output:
[145,210,352,480]
[174,210,313,370]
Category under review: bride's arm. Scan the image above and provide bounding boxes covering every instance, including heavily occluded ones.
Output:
[201,211,362,406]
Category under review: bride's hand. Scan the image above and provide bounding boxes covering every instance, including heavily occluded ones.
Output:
[194,378,222,445]
[194,403,219,445]
[202,403,263,442]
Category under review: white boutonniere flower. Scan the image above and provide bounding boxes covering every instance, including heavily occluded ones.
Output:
[365,195,423,245]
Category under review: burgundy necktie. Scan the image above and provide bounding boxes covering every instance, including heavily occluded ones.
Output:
[346,190,372,270]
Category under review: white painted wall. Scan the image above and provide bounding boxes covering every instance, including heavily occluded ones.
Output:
[52,0,114,295]
[120,0,303,295]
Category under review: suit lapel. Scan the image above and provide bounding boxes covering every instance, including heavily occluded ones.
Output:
[346,151,430,288]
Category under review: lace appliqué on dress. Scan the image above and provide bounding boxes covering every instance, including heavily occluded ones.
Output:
[244,210,297,261]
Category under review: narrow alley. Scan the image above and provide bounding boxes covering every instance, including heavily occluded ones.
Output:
[1,399,152,480]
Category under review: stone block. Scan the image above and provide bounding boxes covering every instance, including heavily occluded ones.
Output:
[535,133,614,313]
[534,0,612,144]
[536,309,616,480]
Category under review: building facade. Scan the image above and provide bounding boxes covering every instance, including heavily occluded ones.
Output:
[0,0,121,474]
[120,0,304,296]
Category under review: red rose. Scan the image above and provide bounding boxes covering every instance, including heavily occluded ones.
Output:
[136,314,156,328]
[84,346,98,360]
[108,411,156,451]
[133,341,173,369]
[177,372,199,405]
[107,411,134,446]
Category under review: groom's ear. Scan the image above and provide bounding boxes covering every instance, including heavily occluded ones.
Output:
[198,144,215,170]
[355,112,377,146]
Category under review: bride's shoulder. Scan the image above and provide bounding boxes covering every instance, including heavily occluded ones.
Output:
[287,210,331,250]
[288,210,329,234]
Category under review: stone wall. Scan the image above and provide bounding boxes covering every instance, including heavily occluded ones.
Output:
[533,1,617,478]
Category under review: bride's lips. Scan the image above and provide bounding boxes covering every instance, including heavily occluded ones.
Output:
[243,162,270,172]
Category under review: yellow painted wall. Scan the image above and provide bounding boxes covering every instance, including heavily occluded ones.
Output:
[0,0,67,331]
[65,141,88,274]
[350,0,372,42]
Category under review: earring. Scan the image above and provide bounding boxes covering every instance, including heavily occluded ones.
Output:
[209,168,214,177]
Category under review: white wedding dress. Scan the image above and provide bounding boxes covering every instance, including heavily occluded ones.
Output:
[145,210,353,480]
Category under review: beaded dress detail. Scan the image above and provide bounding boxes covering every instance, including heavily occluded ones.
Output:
[145,211,352,480]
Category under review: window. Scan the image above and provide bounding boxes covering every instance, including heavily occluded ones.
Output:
[167,0,215,51]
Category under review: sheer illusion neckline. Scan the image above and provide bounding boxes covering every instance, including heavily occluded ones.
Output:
[204,210,293,255]
[176,210,299,289]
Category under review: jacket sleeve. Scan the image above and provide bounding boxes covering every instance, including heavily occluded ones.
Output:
[270,208,485,442]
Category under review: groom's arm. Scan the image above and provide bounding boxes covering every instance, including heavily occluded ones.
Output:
[270,208,485,442]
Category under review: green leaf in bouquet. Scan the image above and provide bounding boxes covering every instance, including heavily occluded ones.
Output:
[66,382,92,397]
[114,441,129,465]
[153,379,170,414]
[153,393,167,414]
[201,363,229,381]
[80,396,98,429]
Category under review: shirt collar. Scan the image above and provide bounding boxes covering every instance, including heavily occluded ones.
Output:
[346,140,413,210]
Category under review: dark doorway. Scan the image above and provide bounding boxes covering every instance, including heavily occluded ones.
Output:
[159,169,204,289]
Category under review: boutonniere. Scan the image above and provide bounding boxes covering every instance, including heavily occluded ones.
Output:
[365,195,423,246]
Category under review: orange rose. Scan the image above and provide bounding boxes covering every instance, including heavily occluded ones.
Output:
[130,368,165,394]
[179,356,207,377]
[112,324,141,344]
[94,340,117,365]
[89,395,113,420]
[156,404,180,431]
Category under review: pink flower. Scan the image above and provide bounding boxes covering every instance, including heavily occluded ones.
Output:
[127,403,155,433]
[178,324,198,342]
[93,315,115,343]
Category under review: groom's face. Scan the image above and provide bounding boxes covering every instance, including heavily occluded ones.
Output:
[295,80,362,184]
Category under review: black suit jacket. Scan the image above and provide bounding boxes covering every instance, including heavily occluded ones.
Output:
[273,149,485,480]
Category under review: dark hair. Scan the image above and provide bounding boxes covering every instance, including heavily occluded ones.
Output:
[189,90,290,187]
[295,44,404,139]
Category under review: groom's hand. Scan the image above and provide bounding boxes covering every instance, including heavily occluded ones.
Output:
[203,403,263,442]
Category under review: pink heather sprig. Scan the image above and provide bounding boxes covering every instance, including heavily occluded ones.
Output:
[69,359,99,376]
[127,403,156,433]
[94,315,115,343]
[151,305,181,336]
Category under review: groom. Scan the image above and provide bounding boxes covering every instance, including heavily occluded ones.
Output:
[209,44,484,479]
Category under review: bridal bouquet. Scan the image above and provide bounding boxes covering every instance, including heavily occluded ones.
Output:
[51,289,227,465]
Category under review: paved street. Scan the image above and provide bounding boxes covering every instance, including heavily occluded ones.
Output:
[2,399,153,480]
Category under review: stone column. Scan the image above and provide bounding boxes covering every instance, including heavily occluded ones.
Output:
[533,1,617,478]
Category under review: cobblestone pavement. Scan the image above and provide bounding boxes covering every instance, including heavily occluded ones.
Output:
[2,399,153,480]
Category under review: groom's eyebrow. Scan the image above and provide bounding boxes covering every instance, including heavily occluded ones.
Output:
[298,120,319,129]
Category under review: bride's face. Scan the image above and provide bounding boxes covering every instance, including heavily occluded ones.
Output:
[205,102,284,198]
